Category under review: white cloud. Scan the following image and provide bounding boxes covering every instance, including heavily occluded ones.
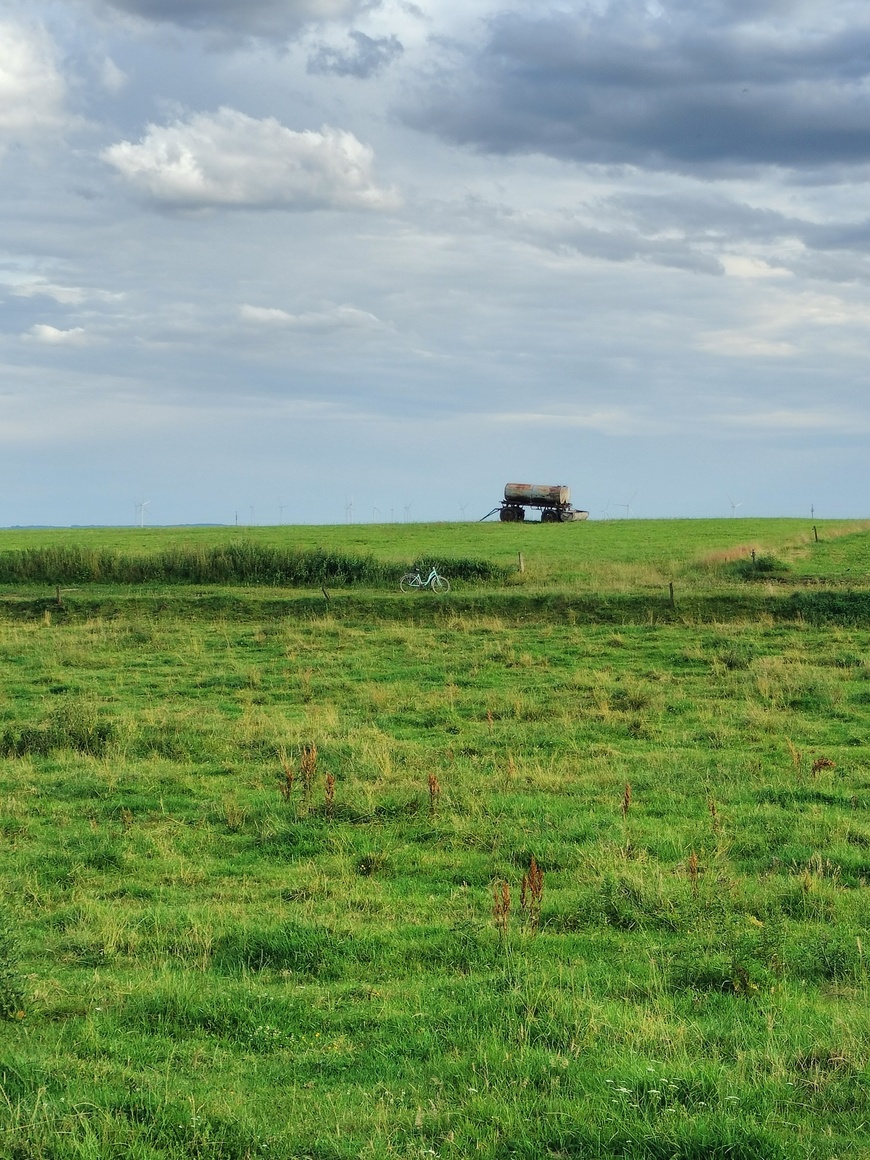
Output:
[697,331,797,358]
[102,108,400,211]
[697,288,870,359]
[719,256,792,280]
[776,292,870,328]
[239,303,384,328]
[240,304,295,325]
[712,409,869,434]
[10,280,123,305]
[13,282,86,305]
[0,20,68,138]
[24,324,90,345]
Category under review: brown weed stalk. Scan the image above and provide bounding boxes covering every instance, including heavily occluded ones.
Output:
[427,772,441,817]
[708,796,720,834]
[786,739,803,773]
[324,772,336,818]
[812,757,835,776]
[278,748,295,801]
[493,881,511,936]
[621,782,632,820]
[301,744,318,802]
[520,855,544,931]
[688,850,699,896]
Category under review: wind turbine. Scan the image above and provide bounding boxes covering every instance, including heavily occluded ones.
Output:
[616,491,636,518]
[278,502,287,524]
[345,498,354,524]
[135,500,150,527]
[728,496,743,517]
[372,507,381,522]
[459,502,469,520]
[403,502,412,523]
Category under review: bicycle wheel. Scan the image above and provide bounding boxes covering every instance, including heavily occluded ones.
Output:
[400,574,419,593]
[431,574,450,593]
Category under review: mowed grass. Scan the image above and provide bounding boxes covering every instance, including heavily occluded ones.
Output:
[1,521,870,1158]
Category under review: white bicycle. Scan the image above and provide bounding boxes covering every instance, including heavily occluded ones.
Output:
[400,566,450,593]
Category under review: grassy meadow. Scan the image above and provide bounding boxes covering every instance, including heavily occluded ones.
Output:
[1,518,870,1158]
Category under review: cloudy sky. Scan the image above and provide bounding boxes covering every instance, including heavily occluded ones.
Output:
[1,0,869,525]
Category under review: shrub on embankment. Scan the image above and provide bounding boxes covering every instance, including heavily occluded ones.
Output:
[0,543,508,587]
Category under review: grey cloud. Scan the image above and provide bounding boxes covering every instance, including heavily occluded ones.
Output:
[776,248,870,283]
[613,193,804,243]
[406,0,870,175]
[95,0,378,40]
[473,202,725,275]
[613,190,870,280]
[803,220,870,251]
[308,31,403,78]
[463,183,870,284]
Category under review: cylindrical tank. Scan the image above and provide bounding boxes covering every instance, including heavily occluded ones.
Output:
[504,483,571,506]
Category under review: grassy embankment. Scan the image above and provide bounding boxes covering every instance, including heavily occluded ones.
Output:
[1,519,869,1158]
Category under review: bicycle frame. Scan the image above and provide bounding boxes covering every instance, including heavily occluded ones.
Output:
[400,566,450,593]
[406,569,437,587]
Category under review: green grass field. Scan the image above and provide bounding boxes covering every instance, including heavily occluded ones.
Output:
[2,516,865,587]
[1,519,869,1159]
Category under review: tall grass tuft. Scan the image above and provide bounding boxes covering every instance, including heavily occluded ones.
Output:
[0,542,397,586]
[786,739,803,774]
[0,911,25,1020]
[1,698,115,758]
[0,542,508,588]
[730,553,789,580]
[411,556,510,583]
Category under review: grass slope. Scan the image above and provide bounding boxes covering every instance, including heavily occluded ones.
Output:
[0,520,869,1158]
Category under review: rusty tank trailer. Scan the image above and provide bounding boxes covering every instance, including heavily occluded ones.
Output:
[482,484,590,523]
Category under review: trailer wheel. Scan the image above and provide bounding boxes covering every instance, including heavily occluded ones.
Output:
[541,509,559,523]
[499,506,524,521]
